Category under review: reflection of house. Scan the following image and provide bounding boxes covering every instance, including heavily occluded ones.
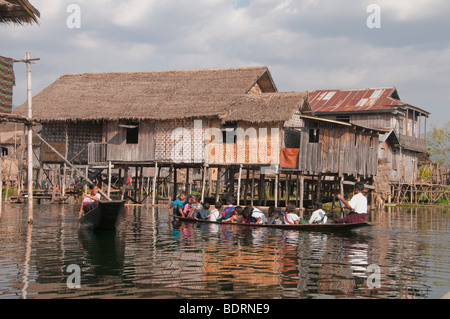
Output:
[309,87,430,183]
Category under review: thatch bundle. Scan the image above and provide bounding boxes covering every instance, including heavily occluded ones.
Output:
[0,0,40,25]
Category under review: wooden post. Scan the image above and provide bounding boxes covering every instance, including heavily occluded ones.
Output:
[215,167,221,202]
[107,161,112,199]
[251,168,255,206]
[237,164,243,206]
[152,162,158,205]
[26,52,34,223]
[185,167,190,193]
[173,166,178,201]
[299,173,304,216]
[259,169,265,206]
[201,164,207,203]
[274,166,279,208]
[243,168,250,205]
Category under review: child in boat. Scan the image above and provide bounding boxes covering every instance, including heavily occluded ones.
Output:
[221,197,236,220]
[241,206,253,224]
[188,195,203,218]
[309,199,328,224]
[268,207,284,225]
[283,203,301,225]
[78,185,101,218]
[223,206,243,223]
[183,195,194,217]
[168,191,188,217]
[251,207,268,224]
[193,202,211,220]
[208,201,222,221]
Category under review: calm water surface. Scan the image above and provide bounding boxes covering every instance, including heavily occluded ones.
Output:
[0,203,449,299]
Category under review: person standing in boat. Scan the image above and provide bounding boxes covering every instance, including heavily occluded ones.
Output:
[78,185,101,218]
[335,182,367,224]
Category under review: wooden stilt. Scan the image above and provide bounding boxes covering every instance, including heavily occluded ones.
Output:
[299,173,304,218]
[107,161,112,199]
[201,164,207,203]
[251,168,255,206]
[274,167,279,208]
[237,164,243,206]
[152,162,158,205]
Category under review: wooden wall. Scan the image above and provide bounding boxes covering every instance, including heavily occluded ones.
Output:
[206,119,281,166]
[106,120,155,162]
[294,119,379,177]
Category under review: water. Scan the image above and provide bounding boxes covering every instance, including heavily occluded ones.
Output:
[0,204,449,299]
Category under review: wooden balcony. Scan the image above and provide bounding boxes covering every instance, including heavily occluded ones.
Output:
[398,134,427,153]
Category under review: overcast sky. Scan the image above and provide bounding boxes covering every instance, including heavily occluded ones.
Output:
[1,0,449,127]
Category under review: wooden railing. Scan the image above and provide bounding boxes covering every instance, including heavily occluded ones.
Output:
[88,142,107,164]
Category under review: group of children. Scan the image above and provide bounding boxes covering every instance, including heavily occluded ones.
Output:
[168,191,329,225]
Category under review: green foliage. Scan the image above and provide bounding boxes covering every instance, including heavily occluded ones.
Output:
[427,121,450,166]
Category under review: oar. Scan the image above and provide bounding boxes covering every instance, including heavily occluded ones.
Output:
[338,198,346,218]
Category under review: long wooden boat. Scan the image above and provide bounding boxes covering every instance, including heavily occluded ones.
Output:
[79,200,126,231]
[174,216,372,232]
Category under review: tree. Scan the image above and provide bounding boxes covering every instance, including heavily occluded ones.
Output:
[427,121,450,166]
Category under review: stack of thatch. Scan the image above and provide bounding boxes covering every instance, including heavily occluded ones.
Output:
[0,0,40,25]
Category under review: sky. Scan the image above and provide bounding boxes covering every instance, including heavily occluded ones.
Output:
[1,0,449,128]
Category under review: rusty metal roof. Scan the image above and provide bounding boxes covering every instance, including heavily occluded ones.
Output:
[309,87,429,115]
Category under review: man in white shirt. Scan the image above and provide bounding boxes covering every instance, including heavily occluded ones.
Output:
[335,182,367,224]
[309,200,328,224]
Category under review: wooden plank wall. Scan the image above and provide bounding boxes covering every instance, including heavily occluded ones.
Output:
[106,120,155,162]
[298,121,379,177]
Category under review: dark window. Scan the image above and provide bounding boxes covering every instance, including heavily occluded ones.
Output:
[221,122,237,145]
[126,122,139,144]
[336,115,350,123]
[309,129,320,143]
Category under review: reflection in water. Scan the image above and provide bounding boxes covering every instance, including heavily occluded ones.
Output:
[0,204,449,299]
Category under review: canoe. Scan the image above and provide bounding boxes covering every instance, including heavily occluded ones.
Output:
[174,216,372,232]
[79,200,126,231]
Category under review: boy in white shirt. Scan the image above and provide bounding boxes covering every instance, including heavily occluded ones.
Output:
[309,200,328,224]
[208,201,222,221]
[335,182,367,224]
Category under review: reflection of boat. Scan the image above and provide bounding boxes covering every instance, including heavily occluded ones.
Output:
[174,216,372,232]
[79,200,126,231]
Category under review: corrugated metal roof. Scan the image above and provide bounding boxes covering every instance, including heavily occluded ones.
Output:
[309,87,418,113]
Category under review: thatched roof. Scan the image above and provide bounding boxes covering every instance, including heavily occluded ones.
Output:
[221,92,310,123]
[0,0,40,25]
[15,66,310,124]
